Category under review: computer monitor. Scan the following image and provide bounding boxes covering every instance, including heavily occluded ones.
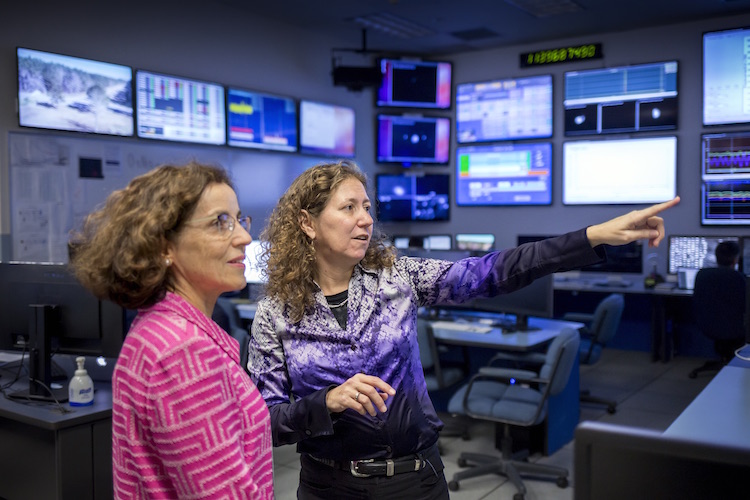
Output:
[703,26,750,126]
[701,131,750,225]
[244,240,268,285]
[667,235,740,274]
[17,47,134,137]
[226,87,297,152]
[376,58,452,109]
[575,421,750,500]
[376,114,451,166]
[299,100,356,158]
[376,173,450,222]
[456,74,553,143]
[455,233,495,253]
[0,262,127,402]
[564,60,678,136]
[464,273,554,331]
[391,235,452,251]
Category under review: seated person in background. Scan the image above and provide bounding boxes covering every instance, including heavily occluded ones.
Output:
[693,240,747,365]
[69,162,273,499]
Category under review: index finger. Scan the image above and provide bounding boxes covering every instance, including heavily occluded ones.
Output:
[638,196,680,219]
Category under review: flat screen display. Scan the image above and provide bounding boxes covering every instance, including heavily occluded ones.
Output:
[455,233,495,252]
[703,27,750,126]
[136,70,226,145]
[17,47,133,136]
[376,114,450,166]
[376,174,450,222]
[376,58,452,109]
[564,60,678,136]
[227,88,297,152]
[244,240,268,284]
[299,100,355,158]
[563,136,677,205]
[456,74,553,143]
[456,142,552,206]
[668,235,740,274]
[701,131,750,225]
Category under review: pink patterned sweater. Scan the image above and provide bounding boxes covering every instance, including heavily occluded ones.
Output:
[112,292,273,499]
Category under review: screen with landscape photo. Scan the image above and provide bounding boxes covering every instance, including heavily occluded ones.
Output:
[17,47,134,136]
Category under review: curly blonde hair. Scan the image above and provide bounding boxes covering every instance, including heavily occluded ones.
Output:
[261,160,396,322]
[69,162,233,310]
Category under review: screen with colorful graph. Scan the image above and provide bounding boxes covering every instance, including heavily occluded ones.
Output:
[455,142,552,206]
[701,131,750,225]
[226,87,297,152]
[135,70,226,145]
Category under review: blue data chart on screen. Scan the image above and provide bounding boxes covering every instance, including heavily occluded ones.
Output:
[136,71,226,145]
[456,75,552,143]
[564,61,678,136]
[456,143,552,206]
[227,88,297,152]
[704,27,750,125]
[701,131,750,225]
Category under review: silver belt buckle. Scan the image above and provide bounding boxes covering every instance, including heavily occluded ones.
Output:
[350,459,374,477]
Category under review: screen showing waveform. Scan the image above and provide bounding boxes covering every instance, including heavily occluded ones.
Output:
[702,131,750,175]
[701,179,750,225]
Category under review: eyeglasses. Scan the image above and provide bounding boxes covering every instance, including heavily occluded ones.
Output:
[184,213,252,238]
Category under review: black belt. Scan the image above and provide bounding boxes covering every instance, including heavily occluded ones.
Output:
[308,444,437,478]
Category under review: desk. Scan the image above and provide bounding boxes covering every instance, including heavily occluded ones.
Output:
[428,315,584,455]
[554,278,693,362]
[234,300,257,321]
[0,364,113,499]
[664,364,750,448]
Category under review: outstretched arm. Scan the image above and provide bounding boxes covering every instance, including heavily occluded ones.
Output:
[586,196,680,248]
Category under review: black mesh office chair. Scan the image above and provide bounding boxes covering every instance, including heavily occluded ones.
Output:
[688,267,746,378]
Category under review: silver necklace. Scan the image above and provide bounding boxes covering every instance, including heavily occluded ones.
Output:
[328,297,349,309]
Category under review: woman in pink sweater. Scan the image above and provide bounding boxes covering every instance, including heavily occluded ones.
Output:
[70,162,273,499]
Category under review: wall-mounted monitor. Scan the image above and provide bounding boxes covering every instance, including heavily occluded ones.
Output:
[667,235,740,274]
[456,74,553,143]
[226,88,297,152]
[376,174,450,222]
[455,233,496,252]
[376,58,452,109]
[563,136,677,205]
[376,114,450,166]
[392,234,452,250]
[703,27,750,126]
[135,70,226,145]
[299,100,355,158]
[17,47,134,137]
[456,142,552,206]
[701,131,750,225]
[564,60,678,136]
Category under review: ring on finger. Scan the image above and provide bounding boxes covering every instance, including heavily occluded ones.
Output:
[354,391,361,402]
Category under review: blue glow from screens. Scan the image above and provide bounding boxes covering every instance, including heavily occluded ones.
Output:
[299,100,355,158]
[376,114,451,165]
[704,27,750,125]
[456,74,553,143]
[136,70,226,145]
[376,58,452,109]
[455,142,552,206]
[376,174,450,222]
[701,131,750,225]
[564,60,678,136]
[17,47,134,137]
[227,88,297,152]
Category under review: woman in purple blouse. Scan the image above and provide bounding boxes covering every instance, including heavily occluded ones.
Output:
[70,162,273,499]
[248,160,679,499]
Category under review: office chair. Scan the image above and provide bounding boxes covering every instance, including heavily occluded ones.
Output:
[417,318,471,445]
[688,267,746,379]
[445,328,580,499]
[215,297,251,372]
[563,293,624,414]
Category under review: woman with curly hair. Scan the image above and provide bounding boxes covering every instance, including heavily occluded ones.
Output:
[248,159,679,499]
[69,162,273,499]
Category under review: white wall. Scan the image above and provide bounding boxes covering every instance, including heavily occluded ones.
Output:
[2,3,750,270]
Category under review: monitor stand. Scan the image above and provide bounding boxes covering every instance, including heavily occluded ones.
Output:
[512,315,540,332]
[8,304,69,403]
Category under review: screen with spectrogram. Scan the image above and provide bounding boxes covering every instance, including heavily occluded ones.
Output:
[701,131,750,225]
[456,74,553,143]
[227,88,297,152]
[136,70,226,145]
[299,100,355,158]
[564,60,678,136]
[455,142,552,206]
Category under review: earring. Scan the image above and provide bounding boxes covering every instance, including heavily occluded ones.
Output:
[165,257,172,266]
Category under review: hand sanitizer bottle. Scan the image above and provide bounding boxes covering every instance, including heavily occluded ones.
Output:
[69,356,94,406]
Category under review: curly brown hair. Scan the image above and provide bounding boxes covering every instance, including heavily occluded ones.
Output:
[68,162,233,310]
[261,160,396,322]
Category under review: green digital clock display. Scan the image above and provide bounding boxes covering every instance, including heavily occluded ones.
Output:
[520,43,602,67]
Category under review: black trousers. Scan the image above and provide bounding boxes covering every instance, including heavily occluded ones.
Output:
[297,447,449,500]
